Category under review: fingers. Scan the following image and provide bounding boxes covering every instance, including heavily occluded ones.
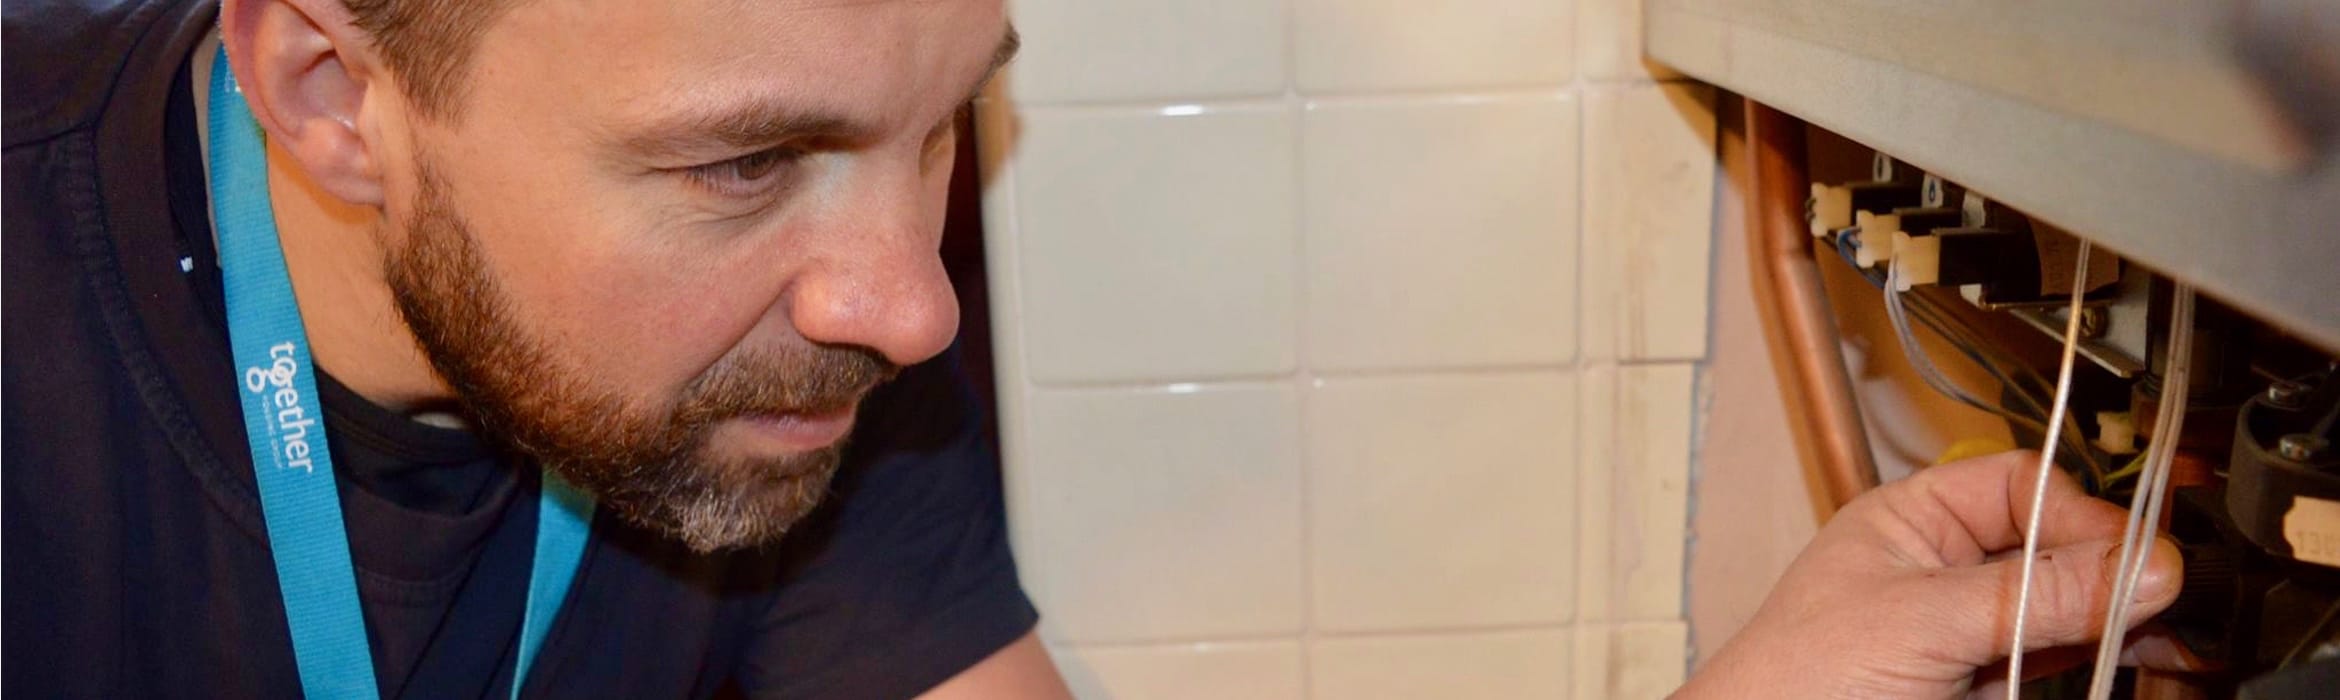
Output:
[2121,626,2213,672]
[1881,450,2130,562]
[1969,645,2096,690]
[1965,675,2010,700]
[1930,535,2183,664]
[1964,626,2208,699]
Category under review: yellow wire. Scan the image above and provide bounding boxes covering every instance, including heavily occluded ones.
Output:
[2100,452,2149,485]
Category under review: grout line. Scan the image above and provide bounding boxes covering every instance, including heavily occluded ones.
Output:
[1012,96,1293,116]
[1613,355,1706,367]
[1285,1,1316,693]
[1025,375,1301,392]
[1293,84,1579,104]
[1310,363,1582,379]
[1313,620,1578,640]
[1062,620,1580,653]
[1568,11,1597,697]
[997,71,1682,115]
[1023,362,1601,393]
[1010,83,1588,112]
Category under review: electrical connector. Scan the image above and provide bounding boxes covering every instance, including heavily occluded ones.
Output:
[2096,411,2138,455]
[1854,210,1899,267]
[1891,231,1941,291]
[1811,184,1852,238]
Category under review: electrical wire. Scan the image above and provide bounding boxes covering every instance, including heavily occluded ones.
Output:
[1884,258,2053,437]
[2084,283,2196,700]
[1835,230,2106,479]
[1851,235,2106,479]
[2098,452,2149,489]
[1835,233,2027,383]
[1837,233,2043,411]
[2007,241,2095,699]
[1837,232,2042,411]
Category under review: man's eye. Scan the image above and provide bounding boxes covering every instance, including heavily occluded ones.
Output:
[683,147,805,196]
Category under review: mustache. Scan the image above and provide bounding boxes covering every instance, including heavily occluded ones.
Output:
[673,345,900,425]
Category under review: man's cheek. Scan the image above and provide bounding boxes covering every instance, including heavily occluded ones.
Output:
[600,296,761,386]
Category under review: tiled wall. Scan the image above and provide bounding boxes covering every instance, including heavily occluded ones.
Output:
[977,1,1717,697]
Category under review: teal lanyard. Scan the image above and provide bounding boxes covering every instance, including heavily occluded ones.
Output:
[206,45,596,700]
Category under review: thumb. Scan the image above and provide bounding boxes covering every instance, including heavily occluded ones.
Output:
[1934,537,2183,665]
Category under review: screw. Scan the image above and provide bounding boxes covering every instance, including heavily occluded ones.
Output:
[2278,434,2328,461]
[2267,380,2312,408]
[2077,307,2108,339]
[1922,175,1948,208]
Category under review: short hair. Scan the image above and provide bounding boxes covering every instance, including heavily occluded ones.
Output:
[342,0,517,120]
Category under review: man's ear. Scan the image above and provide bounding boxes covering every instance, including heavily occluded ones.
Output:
[219,0,392,207]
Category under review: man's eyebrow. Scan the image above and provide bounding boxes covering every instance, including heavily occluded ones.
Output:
[620,26,1020,161]
[970,25,1020,104]
[617,102,862,162]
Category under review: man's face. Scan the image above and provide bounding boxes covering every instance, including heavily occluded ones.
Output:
[371,0,1011,551]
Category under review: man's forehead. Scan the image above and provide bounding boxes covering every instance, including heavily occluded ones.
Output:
[475,2,1006,165]
[477,0,1007,132]
[723,0,967,9]
[603,23,1014,160]
[495,0,1005,77]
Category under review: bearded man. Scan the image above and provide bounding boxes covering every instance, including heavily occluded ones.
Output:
[3,0,1068,696]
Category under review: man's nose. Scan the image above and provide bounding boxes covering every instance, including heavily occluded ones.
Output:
[784,208,961,369]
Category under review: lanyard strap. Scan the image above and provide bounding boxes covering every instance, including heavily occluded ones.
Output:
[206,45,595,700]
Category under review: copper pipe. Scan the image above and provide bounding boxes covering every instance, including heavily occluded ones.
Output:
[1747,101,1880,510]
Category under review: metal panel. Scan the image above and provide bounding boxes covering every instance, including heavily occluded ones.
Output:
[1648,0,2340,351]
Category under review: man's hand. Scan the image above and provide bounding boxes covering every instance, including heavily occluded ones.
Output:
[1676,450,2190,699]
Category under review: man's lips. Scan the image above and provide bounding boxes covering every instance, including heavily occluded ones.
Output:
[729,405,858,453]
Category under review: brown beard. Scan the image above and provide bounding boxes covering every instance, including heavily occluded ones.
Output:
[383,160,896,552]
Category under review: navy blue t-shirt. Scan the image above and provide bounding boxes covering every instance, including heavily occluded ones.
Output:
[1,1,1038,697]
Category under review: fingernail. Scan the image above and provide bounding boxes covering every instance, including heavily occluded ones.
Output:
[2129,538,2183,604]
[2096,539,2179,603]
[2098,540,2126,584]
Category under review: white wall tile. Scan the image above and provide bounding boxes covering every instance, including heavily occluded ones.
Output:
[1015,107,1298,384]
[1575,623,1689,700]
[1616,622,1690,700]
[1303,98,1579,373]
[1577,363,1696,622]
[1573,365,1619,624]
[987,6,1717,695]
[1005,0,1287,104]
[1571,622,1610,700]
[1023,385,1305,642]
[1307,373,1575,631]
[1293,0,1574,93]
[1310,630,1572,700]
[1057,641,1304,700]
[1577,0,1684,82]
[1580,83,1717,362]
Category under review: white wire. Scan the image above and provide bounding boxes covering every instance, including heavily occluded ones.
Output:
[2084,285,2196,699]
[2006,241,2094,698]
[1886,260,2000,417]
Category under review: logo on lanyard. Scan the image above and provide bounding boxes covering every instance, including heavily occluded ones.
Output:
[243,342,319,473]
